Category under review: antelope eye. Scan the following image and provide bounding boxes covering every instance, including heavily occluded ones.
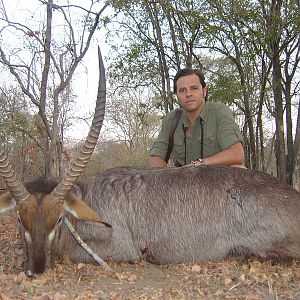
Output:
[56,216,63,225]
[17,215,22,224]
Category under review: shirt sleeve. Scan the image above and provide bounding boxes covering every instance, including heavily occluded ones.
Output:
[149,112,174,159]
[215,104,243,150]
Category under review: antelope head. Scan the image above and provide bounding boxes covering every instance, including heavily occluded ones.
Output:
[0,47,106,276]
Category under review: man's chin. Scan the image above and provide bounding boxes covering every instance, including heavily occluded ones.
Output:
[184,105,202,113]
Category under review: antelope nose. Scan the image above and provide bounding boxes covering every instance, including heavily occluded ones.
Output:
[26,269,36,278]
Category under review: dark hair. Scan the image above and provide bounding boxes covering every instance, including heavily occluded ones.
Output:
[173,69,206,93]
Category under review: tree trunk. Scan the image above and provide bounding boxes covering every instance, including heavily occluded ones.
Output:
[272,55,286,180]
[284,78,294,185]
[145,3,173,113]
[40,0,54,177]
[243,90,256,169]
[269,0,286,180]
[293,98,300,189]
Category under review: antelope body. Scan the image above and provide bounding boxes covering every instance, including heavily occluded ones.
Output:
[4,165,300,275]
[64,166,300,264]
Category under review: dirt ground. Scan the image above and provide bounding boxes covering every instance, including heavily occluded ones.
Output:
[1,213,300,300]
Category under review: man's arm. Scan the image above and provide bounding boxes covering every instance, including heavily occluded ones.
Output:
[193,142,245,167]
[150,143,245,168]
[149,155,167,168]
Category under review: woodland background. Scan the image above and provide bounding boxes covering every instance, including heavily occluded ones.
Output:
[0,0,299,189]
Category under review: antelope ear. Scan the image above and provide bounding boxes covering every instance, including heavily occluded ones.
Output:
[0,191,16,213]
[64,192,102,223]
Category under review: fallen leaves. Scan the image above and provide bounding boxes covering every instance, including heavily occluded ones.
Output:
[190,264,201,273]
[0,290,14,300]
[115,272,138,282]
[14,272,27,284]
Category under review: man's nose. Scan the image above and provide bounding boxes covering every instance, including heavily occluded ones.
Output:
[186,89,193,96]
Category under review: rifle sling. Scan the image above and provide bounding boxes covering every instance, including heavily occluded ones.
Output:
[165,108,183,164]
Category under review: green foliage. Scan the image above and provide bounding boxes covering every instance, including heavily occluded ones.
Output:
[208,73,243,105]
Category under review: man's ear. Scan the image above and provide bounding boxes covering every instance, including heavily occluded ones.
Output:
[203,86,208,98]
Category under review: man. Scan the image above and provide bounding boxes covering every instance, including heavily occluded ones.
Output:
[149,68,244,167]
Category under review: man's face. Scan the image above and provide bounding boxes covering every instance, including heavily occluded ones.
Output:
[176,74,207,114]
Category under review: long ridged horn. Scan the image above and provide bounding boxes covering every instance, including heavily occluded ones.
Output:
[50,46,106,201]
[0,146,30,202]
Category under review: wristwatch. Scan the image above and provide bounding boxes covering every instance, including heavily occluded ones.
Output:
[198,159,205,165]
[191,159,205,166]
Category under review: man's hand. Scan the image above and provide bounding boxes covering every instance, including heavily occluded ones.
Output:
[149,156,167,168]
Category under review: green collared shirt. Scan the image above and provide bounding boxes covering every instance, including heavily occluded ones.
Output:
[149,102,243,166]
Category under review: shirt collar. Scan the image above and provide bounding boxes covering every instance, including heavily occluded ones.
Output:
[182,102,208,128]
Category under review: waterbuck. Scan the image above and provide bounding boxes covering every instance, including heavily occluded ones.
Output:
[1,50,300,277]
